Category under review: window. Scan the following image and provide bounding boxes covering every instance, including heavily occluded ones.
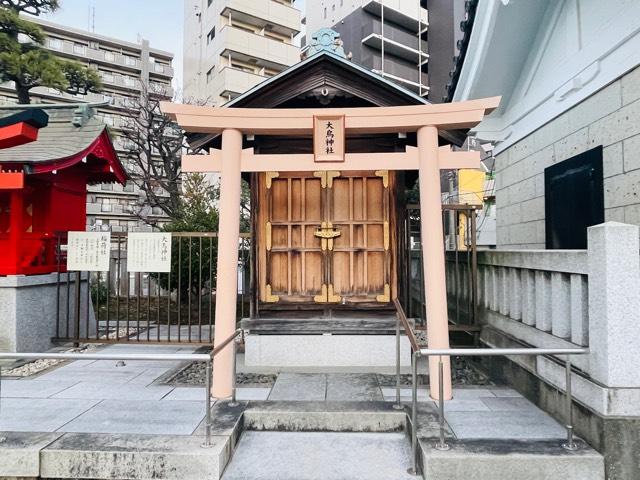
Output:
[101,183,113,191]
[124,55,137,66]
[104,51,116,62]
[324,7,327,18]
[123,76,137,87]
[152,206,163,215]
[207,27,216,44]
[544,146,604,249]
[48,38,63,50]
[73,43,86,55]
[154,63,165,73]
[123,183,135,193]
[332,4,335,11]
[102,71,114,83]
[206,66,215,83]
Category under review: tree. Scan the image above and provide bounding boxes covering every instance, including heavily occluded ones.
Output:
[120,83,185,225]
[0,1,102,104]
[0,0,59,15]
[156,173,219,298]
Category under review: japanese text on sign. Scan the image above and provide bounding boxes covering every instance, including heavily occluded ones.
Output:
[313,115,345,162]
[67,232,111,272]
[127,233,172,273]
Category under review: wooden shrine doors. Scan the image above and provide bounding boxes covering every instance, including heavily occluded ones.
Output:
[258,170,392,306]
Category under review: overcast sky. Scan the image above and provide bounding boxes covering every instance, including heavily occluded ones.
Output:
[39,0,307,92]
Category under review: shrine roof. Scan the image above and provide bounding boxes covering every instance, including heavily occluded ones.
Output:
[0,104,104,164]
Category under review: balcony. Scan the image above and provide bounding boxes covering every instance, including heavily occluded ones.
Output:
[218,24,300,69]
[363,0,428,33]
[221,0,301,36]
[362,33,428,65]
[211,66,269,100]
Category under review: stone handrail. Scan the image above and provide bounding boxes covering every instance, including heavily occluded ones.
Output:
[446,222,640,396]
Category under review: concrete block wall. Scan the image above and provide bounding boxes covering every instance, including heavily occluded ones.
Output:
[495,65,640,248]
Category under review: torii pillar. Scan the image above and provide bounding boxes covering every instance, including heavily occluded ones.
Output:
[418,126,452,398]
[212,128,242,399]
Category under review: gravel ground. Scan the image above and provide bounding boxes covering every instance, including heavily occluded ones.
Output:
[3,327,140,377]
[163,357,490,387]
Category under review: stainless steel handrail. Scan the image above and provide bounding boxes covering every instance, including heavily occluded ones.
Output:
[393,301,588,475]
[0,328,243,448]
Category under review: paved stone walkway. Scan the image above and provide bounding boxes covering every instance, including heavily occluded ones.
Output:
[1,343,565,440]
[222,431,417,480]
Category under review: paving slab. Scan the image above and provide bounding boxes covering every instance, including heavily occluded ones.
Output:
[445,410,567,440]
[325,373,383,401]
[32,368,146,384]
[0,379,79,398]
[268,373,326,401]
[481,396,539,411]
[419,439,604,480]
[439,399,492,412]
[450,388,496,399]
[128,367,174,385]
[40,433,231,480]
[222,431,417,480]
[0,432,62,478]
[163,387,206,401]
[0,398,99,432]
[51,382,174,401]
[489,387,524,398]
[58,399,205,435]
[236,387,271,401]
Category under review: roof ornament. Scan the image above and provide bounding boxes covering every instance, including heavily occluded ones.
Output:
[301,28,351,60]
[72,104,95,127]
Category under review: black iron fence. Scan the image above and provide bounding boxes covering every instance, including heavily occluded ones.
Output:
[54,232,251,345]
[401,204,479,339]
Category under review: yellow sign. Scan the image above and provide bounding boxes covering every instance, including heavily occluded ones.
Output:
[314,115,345,162]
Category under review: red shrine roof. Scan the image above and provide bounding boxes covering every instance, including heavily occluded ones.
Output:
[0,103,127,184]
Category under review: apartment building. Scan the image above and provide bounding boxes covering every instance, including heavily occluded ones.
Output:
[305,0,465,101]
[0,17,175,233]
[183,0,302,105]
[305,1,428,96]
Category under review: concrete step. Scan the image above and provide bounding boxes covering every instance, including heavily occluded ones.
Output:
[39,433,232,480]
[243,400,406,432]
[221,431,416,480]
[419,439,605,480]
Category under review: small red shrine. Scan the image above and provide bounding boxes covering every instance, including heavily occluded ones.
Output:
[0,104,127,275]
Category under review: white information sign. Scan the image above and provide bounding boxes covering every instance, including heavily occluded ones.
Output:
[127,232,172,273]
[67,231,111,272]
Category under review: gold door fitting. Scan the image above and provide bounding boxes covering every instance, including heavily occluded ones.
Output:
[264,284,279,303]
[313,170,341,188]
[265,222,272,251]
[265,171,279,189]
[376,284,391,303]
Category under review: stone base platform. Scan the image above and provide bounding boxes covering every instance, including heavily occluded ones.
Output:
[419,439,604,480]
[244,333,412,368]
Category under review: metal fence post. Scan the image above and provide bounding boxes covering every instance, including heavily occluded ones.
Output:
[394,315,402,410]
[562,356,578,451]
[408,351,420,476]
[202,359,212,448]
[0,364,4,444]
[435,356,450,451]
[229,339,239,407]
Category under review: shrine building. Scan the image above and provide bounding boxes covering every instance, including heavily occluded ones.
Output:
[162,30,499,399]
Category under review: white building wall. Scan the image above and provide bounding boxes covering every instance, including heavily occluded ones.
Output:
[453,0,640,248]
[494,66,640,249]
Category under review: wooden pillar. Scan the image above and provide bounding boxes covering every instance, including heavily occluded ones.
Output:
[417,125,452,400]
[9,190,23,273]
[212,128,243,399]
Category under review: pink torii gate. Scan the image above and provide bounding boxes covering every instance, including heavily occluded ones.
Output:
[161,97,500,401]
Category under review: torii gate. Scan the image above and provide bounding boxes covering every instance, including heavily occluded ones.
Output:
[161,97,500,401]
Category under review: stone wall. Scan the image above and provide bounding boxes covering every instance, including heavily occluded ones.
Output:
[495,65,640,248]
